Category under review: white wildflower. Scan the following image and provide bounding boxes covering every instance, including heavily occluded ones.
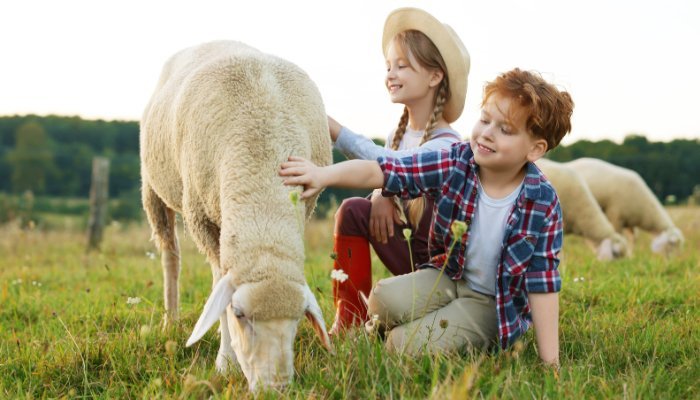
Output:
[12,279,22,285]
[330,269,349,283]
[127,297,142,305]
[31,281,42,287]
[146,251,156,260]
[573,277,579,283]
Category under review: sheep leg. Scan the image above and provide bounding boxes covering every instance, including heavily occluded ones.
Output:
[183,207,237,371]
[213,268,238,373]
[142,182,181,328]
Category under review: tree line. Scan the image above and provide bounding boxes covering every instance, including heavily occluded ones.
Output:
[0,115,698,216]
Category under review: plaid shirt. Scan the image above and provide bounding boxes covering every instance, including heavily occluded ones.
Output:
[378,142,563,350]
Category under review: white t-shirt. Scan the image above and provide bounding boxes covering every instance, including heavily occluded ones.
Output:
[464,179,523,296]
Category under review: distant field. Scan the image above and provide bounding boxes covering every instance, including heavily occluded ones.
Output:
[0,207,698,399]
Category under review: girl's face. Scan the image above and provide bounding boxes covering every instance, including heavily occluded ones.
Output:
[470,93,546,173]
[384,41,442,108]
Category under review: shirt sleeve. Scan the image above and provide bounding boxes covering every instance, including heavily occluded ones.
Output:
[524,199,563,293]
[377,143,461,199]
[334,126,459,160]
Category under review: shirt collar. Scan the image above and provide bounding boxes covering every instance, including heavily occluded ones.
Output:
[522,161,542,200]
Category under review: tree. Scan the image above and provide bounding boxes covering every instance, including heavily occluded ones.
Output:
[6,121,56,194]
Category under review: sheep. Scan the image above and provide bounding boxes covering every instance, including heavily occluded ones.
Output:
[565,157,684,255]
[140,40,332,390]
[535,158,629,260]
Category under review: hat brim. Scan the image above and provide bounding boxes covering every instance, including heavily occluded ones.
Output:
[382,8,470,123]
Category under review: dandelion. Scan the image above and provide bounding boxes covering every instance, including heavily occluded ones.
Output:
[31,281,42,287]
[140,324,152,338]
[289,190,300,206]
[439,319,449,329]
[126,297,142,305]
[450,220,468,238]
[11,279,22,285]
[165,340,178,356]
[330,269,348,283]
[574,276,585,283]
[365,314,381,335]
[402,228,412,241]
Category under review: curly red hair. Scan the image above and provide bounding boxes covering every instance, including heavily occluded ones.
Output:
[482,68,574,151]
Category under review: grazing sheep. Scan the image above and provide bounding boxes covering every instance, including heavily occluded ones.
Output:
[566,157,684,255]
[536,158,628,260]
[140,40,332,390]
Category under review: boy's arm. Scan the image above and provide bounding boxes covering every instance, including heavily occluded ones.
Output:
[280,156,383,199]
[523,199,563,367]
[529,292,559,367]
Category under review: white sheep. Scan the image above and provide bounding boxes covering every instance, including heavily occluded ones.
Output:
[566,157,684,255]
[140,40,332,390]
[535,158,629,260]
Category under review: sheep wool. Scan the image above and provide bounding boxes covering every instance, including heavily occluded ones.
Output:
[535,158,628,260]
[566,157,684,254]
[140,40,332,389]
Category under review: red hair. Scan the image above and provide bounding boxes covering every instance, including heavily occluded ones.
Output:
[482,68,574,151]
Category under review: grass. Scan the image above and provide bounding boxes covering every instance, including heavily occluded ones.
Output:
[0,207,698,399]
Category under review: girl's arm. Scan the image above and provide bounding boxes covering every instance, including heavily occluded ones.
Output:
[280,156,383,199]
[529,292,559,367]
[334,125,460,160]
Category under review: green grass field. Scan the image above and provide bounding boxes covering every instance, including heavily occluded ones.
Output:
[1,207,698,399]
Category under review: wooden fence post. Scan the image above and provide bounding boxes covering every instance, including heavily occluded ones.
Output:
[87,157,110,251]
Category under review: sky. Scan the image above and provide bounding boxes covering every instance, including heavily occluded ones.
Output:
[2,0,699,145]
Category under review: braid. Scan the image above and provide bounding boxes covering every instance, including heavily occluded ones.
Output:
[391,107,410,150]
[422,82,448,145]
[406,82,448,229]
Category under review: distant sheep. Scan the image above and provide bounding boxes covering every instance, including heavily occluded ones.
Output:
[536,158,628,260]
[140,40,332,390]
[566,157,684,255]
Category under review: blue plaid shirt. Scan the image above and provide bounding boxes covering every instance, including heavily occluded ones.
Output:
[378,142,563,349]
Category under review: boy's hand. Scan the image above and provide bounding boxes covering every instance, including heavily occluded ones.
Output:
[280,156,325,199]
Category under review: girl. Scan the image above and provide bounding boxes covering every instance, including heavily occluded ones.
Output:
[326,7,470,334]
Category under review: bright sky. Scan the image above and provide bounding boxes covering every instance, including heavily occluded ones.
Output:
[2,0,699,144]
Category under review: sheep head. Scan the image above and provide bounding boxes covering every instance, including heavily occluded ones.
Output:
[651,227,684,256]
[185,272,331,391]
[596,234,628,261]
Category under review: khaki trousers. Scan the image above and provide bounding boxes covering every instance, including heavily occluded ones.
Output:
[367,268,498,355]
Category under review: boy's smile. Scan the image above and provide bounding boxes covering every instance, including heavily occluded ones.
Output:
[470,94,546,175]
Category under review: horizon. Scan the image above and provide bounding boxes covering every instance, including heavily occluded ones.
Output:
[0,112,695,146]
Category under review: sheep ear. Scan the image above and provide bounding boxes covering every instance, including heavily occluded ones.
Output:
[186,273,236,347]
[302,284,333,353]
[596,238,614,261]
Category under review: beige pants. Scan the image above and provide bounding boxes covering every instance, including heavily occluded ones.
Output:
[366,268,498,355]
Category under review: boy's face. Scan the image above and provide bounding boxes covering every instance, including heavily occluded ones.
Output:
[470,94,547,173]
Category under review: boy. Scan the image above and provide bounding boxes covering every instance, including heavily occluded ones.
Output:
[280,68,574,366]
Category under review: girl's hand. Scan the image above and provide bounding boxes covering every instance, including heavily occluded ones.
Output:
[369,190,402,244]
[279,156,324,199]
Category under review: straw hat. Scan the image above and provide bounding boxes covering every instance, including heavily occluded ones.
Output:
[382,7,470,123]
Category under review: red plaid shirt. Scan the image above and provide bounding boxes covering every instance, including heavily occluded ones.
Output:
[378,142,563,349]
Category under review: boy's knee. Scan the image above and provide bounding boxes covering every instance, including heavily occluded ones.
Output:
[366,277,402,326]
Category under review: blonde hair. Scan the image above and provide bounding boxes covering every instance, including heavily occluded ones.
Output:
[388,30,450,228]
